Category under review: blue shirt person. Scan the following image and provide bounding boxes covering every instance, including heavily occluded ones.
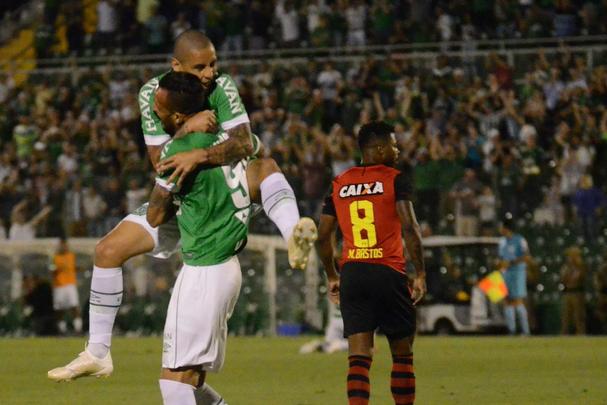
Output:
[498,217,531,335]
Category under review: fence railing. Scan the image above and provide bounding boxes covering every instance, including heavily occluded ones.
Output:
[4,34,607,77]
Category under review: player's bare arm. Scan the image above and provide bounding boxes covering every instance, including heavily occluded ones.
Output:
[157,122,254,187]
[145,110,217,168]
[147,185,176,228]
[317,214,340,304]
[396,200,426,305]
[174,110,217,139]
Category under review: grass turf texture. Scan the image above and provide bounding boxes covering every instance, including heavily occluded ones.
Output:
[1,336,606,404]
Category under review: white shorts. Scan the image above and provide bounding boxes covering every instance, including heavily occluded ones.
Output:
[53,284,79,310]
[122,203,181,259]
[162,257,242,371]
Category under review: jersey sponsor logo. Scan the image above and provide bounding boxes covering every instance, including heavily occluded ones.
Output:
[139,78,159,132]
[216,76,244,116]
[338,181,384,198]
[347,248,384,259]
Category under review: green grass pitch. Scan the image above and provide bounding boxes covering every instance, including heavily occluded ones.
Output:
[1,336,606,404]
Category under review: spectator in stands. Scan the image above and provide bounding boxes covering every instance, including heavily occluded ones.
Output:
[57,142,78,176]
[9,200,52,241]
[170,11,191,40]
[435,142,465,224]
[327,124,355,176]
[559,139,589,221]
[64,1,84,55]
[101,178,125,233]
[560,246,587,335]
[95,0,118,54]
[413,148,440,229]
[221,4,245,53]
[450,169,482,236]
[275,0,300,48]
[553,0,578,37]
[247,1,272,50]
[572,175,606,245]
[534,176,566,226]
[64,179,86,237]
[317,61,343,126]
[478,186,497,236]
[83,186,107,237]
[51,238,82,335]
[436,5,454,43]
[125,178,148,214]
[345,0,367,46]
[13,116,38,160]
[495,148,522,218]
[369,1,393,44]
[144,5,169,53]
[326,2,347,47]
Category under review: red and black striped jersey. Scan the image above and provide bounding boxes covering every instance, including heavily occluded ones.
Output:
[322,164,412,274]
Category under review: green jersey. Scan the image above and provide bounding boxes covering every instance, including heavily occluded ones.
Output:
[156,132,253,266]
[138,71,250,147]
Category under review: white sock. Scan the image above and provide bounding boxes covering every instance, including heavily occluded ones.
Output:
[73,317,83,333]
[159,379,196,405]
[195,383,227,405]
[260,172,300,242]
[58,320,67,334]
[88,266,122,358]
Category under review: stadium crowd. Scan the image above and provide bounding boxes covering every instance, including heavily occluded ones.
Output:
[29,0,607,58]
[1,49,606,242]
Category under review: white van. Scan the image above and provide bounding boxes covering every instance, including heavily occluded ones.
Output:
[415,236,507,334]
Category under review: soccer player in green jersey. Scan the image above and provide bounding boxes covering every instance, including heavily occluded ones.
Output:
[146,71,255,405]
[48,32,317,404]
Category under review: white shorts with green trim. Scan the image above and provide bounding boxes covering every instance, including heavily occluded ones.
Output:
[162,257,242,371]
[121,203,181,259]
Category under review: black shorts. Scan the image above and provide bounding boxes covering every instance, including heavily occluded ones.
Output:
[340,261,416,340]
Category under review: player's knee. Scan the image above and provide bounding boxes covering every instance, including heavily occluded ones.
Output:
[94,239,122,265]
[259,158,281,177]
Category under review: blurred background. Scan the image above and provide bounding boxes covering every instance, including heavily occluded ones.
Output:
[0,0,606,339]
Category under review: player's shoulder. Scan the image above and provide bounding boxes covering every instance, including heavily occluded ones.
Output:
[333,166,357,183]
[138,71,168,97]
[213,72,239,94]
[379,164,402,176]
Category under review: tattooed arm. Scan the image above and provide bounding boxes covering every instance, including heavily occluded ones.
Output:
[396,200,426,304]
[156,122,254,187]
[146,184,176,228]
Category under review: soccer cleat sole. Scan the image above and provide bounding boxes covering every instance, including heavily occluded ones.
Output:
[289,217,318,270]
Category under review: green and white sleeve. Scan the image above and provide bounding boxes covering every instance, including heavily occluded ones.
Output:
[211,74,250,131]
[155,140,180,192]
[138,74,171,146]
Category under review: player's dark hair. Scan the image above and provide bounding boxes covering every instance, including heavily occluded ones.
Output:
[158,71,206,115]
[357,121,395,150]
